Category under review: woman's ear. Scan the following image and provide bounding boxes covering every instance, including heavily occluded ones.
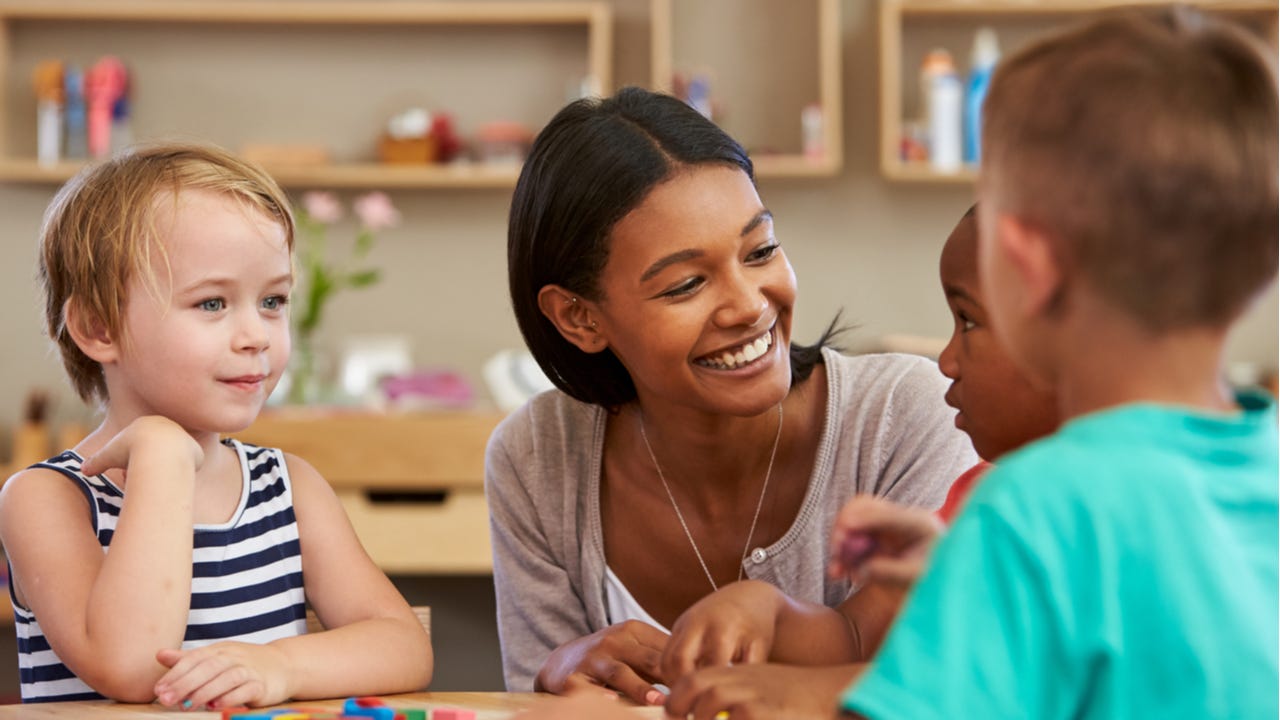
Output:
[63,297,119,364]
[536,285,608,354]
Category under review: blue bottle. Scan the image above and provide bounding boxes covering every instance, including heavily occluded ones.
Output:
[964,28,1000,166]
[63,65,86,159]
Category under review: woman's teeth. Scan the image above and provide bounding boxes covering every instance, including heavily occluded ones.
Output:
[696,331,773,370]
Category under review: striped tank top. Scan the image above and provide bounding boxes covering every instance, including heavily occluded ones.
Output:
[11,439,308,703]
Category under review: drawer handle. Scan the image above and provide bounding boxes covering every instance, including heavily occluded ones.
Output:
[364,490,449,505]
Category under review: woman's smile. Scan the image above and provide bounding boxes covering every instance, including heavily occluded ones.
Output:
[693,326,775,370]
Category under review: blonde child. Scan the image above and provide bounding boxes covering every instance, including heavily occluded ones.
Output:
[0,143,432,707]
[842,7,1277,718]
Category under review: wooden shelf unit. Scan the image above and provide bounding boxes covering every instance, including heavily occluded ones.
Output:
[0,0,613,188]
[649,0,843,178]
[879,0,1279,184]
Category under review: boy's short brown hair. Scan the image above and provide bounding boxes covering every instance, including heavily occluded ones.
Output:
[981,6,1278,331]
[38,142,295,404]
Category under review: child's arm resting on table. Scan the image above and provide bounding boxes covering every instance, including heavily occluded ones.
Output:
[0,416,203,702]
[153,453,432,709]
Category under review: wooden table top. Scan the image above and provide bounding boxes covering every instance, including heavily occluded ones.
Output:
[0,692,667,718]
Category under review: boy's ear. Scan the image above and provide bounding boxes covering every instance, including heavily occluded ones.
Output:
[63,298,119,364]
[995,214,1063,320]
[536,285,608,354]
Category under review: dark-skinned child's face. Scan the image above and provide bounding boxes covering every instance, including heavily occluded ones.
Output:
[937,211,1059,461]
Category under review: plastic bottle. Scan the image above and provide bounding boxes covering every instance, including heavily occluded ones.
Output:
[964,27,1001,166]
[926,53,963,173]
[63,65,86,159]
[918,49,954,131]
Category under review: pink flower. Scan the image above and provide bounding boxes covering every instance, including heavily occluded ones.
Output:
[302,191,343,223]
[353,191,401,231]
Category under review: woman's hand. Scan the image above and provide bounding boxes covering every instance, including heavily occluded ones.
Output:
[665,663,861,720]
[828,495,944,588]
[153,642,291,710]
[535,620,670,706]
[661,580,784,682]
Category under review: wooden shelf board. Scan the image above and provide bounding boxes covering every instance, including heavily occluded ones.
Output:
[0,1,608,25]
[0,159,524,189]
[894,0,1277,15]
[0,157,840,186]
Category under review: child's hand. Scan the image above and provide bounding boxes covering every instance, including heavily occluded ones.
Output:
[80,415,204,480]
[828,496,944,588]
[661,579,782,682]
[153,641,290,710]
[535,620,669,706]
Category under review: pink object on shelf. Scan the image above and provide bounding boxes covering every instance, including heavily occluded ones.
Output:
[380,370,474,409]
[85,56,127,159]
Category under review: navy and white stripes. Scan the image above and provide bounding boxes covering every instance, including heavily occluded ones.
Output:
[12,439,307,703]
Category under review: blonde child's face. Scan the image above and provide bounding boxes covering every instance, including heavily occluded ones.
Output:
[107,188,292,435]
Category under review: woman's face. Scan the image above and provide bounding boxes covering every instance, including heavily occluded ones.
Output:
[592,164,797,416]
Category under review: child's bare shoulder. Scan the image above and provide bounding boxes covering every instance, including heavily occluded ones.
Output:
[0,463,93,511]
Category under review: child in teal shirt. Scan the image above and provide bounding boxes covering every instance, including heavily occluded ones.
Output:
[840,6,1278,718]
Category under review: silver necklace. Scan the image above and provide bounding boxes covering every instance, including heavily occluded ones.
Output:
[637,403,784,592]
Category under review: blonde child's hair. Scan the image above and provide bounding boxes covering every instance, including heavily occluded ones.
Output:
[38,141,296,404]
[981,6,1278,331]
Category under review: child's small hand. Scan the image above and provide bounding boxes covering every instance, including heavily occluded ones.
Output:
[828,496,944,588]
[661,579,782,681]
[80,415,204,480]
[153,641,290,710]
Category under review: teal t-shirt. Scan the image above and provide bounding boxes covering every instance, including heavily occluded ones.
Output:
[842,392,1279,719]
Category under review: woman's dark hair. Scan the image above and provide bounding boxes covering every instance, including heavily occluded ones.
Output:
[508,86,840,409]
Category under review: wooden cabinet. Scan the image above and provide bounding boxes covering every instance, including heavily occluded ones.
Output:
[0,0,613,188]
[879,0,1278,183]
[235,409,506,575]
[649,0,842,178]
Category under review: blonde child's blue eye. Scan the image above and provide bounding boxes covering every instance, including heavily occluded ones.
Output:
[199,298,225,312]
[263,295,288,310]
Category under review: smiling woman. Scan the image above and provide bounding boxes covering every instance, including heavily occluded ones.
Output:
[486,86,978,705]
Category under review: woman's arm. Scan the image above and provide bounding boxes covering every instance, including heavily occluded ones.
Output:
[485,424,598,690]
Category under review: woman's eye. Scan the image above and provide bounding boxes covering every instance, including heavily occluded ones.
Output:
[662,278,703,298]
[262,295,289,311]
[747,244,779,263]
[198,298,225,312]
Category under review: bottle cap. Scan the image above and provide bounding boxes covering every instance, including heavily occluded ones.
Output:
[921,48,956,76]
[971,27,1001,68]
